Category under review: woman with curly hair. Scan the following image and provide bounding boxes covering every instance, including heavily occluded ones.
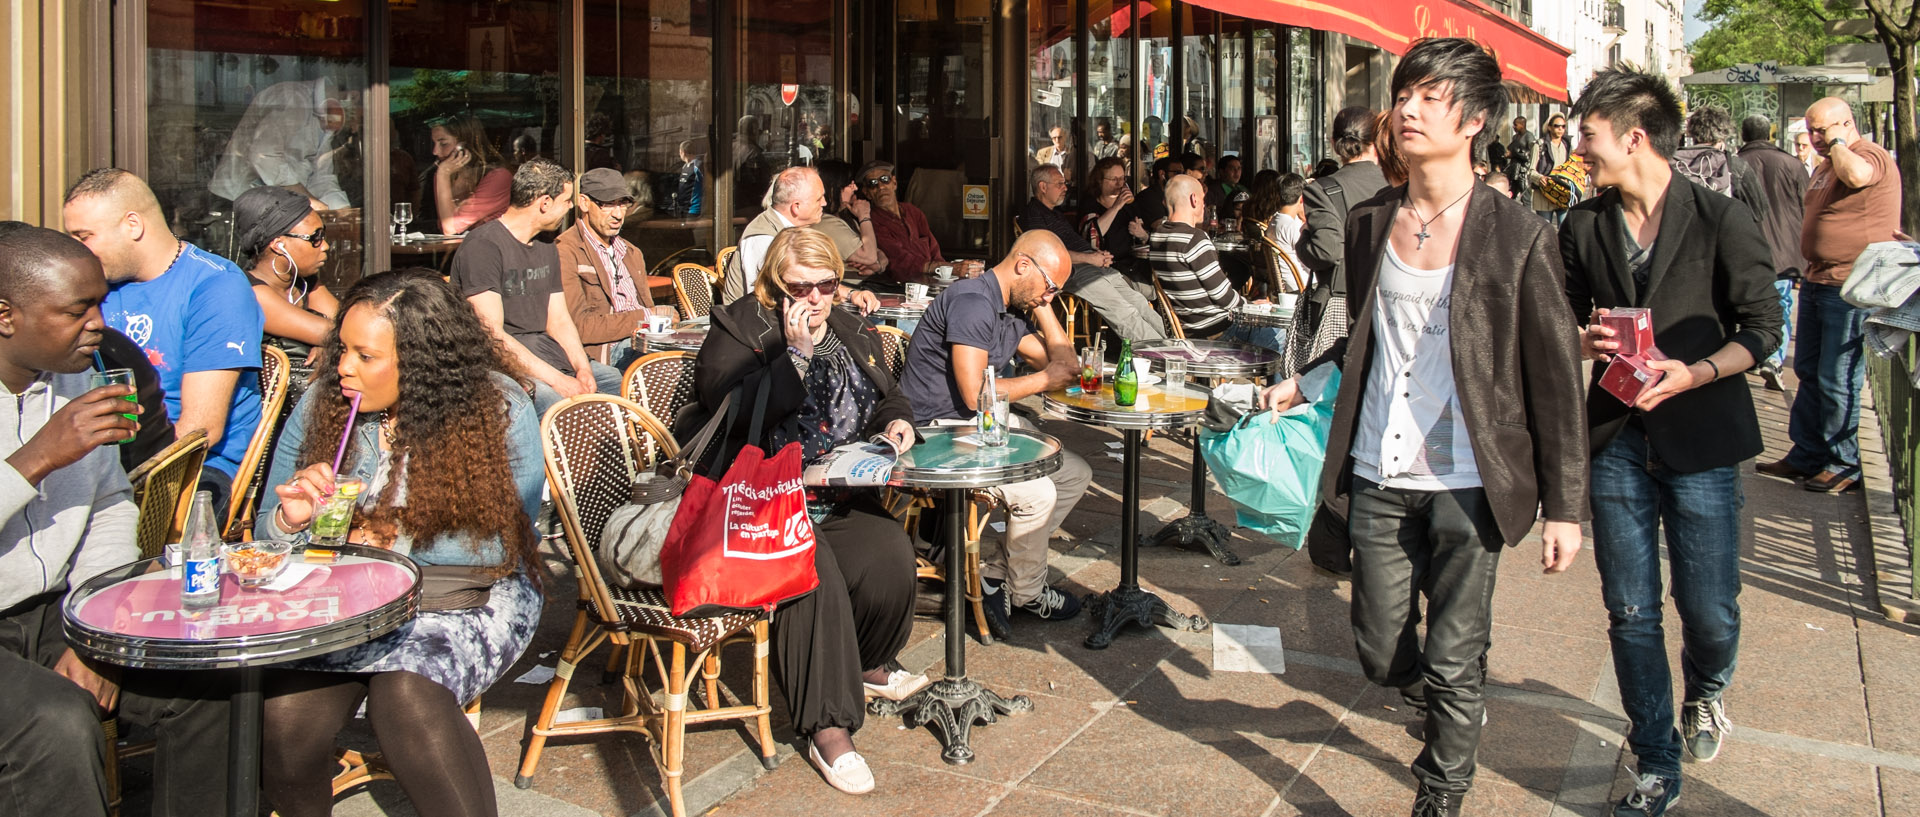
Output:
[254,270,543,817]
[424,113,512,234]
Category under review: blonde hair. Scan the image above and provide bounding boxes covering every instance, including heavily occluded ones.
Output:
[754,227,845,311]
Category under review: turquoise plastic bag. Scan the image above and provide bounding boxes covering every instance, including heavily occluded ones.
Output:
[1198,366,1340,548]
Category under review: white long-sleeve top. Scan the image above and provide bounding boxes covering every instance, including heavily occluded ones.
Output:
[209,77,352,209]
[0,371,138,609]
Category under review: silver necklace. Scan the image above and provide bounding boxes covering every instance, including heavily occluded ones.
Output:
[1407,188,1474,250]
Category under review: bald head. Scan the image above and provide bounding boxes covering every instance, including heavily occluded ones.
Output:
[1807,97,1852,122]
[62,167,176,284]
[1164,174,1205,221]
[1003,231,1072,312]
[1804,97,1860,158]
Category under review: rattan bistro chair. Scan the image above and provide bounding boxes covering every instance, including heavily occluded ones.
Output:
[874,325,911,380]
[673,262,716,319]
[224,345,291,540]
[518,395,776,817]
[621,351,699,424]
[1153,280,1187,340]
[127,429,209,559]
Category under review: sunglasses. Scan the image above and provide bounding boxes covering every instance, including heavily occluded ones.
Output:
[783,279,839,298]
[283,226,326,248]
[861,174,893,187]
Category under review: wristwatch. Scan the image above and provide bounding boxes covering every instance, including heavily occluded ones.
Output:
[1829,137,1849,149]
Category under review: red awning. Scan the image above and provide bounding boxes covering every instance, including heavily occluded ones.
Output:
[1183,0,1571,101]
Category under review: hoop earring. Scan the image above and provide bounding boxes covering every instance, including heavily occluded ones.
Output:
[269,249,299,283]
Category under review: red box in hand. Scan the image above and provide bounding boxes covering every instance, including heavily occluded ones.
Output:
[1599,347,1669,405]
[1599,308,1655,358]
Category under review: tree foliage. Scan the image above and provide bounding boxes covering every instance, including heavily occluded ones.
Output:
[1689,0,1858,71]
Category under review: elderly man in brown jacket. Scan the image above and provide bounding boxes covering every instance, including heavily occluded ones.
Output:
[555,167,675,369]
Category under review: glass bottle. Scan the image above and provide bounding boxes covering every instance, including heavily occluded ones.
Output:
[1113,347,1139,407]
[180,491,221,611]
[978,366,1008,446]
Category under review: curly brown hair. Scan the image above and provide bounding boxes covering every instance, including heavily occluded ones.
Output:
[298,269,535,577]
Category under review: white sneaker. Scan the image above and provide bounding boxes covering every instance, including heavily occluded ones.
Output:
[808,743,875,794]
[863,669,930,701]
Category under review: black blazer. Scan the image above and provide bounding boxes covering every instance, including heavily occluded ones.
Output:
[1313,183,1590,547]
[680,297,913,472]
[1297,160,1391,291]
[1561,179,1783,473]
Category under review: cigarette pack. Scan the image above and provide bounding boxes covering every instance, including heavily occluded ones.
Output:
[1599,308,1655,357]
[1599,347,1669,405]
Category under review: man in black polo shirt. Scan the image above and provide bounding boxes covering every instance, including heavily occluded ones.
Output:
[1017,165,1165,342]
[900,231,1093,635]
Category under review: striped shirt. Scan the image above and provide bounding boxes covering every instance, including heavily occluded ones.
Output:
[1148,220,1244,334]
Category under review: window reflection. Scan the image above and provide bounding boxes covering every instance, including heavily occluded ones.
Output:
[735,0,834,217]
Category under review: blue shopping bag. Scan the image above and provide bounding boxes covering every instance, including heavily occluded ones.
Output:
[1198,366,1340,548]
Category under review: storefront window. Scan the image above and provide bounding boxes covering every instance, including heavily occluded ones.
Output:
[1086,0,1135,185]
[1137,0,1175,175]
[735,0,835,218]
[584,0,715,272]
[1181,6,1217,161]
[390,0,561,246]
[147,0,369,287]
[1029,0,1076,187]
[1253,26,1280,174]
[897,0,993,253]
[1220,20,1247,163]
[1288,27,1320,177]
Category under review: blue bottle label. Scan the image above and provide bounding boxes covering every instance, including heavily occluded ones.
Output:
[184,558,220,595]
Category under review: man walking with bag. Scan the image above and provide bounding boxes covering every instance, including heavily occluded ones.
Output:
[1260,39,1588,817]
[1561,68,1783,817]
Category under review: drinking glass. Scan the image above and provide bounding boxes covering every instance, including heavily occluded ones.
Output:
[392,202,414,244]
[1078,348,1103,393]
[89,369,137,445]
[1164,359,1188,396]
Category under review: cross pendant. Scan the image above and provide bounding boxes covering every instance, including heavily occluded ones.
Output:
[1414,228,1430,249]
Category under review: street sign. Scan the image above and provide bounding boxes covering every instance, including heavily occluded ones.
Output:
[781,84,799,106]
[962,185,989,221]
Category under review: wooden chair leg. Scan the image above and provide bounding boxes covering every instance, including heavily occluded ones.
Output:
[751,619,777,769]
[515,611,590,788]
[603,642,626,685]
[102,718,121,817]
[966,494,994,645]
[663,642,689,817]
[701,652,722,710]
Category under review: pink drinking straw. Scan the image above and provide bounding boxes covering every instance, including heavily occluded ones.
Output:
[331,393,361,478]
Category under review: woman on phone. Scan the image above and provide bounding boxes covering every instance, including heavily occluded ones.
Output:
[232,186,340,384]
[255,270,543,817]
[685,227,922,796]
[424,114,511,234]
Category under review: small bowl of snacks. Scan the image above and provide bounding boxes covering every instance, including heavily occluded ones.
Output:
[223,541,292,587]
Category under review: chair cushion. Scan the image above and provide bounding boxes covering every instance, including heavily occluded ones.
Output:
[592,585,761,653]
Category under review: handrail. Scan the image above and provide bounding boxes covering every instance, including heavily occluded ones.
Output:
[1865,334,1920,603]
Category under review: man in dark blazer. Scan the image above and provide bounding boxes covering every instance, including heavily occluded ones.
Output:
[1262,39,1587,817]
[1561,68,1782,817]
[1737,114,1810,387]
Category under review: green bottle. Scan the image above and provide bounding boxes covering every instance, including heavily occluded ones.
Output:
[1113,347,1139,406]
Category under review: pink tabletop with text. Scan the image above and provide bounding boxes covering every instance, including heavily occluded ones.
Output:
[71,555,416,641]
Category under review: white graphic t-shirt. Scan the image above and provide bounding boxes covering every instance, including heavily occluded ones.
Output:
[1351,243,1481,491]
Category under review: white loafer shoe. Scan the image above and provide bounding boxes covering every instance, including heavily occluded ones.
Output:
[862,669,930,701]
[808,743,875,795]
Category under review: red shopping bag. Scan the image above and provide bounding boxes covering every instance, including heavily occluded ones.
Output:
[660,376,820,617]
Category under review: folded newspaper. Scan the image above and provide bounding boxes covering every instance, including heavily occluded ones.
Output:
[803,437,903,487]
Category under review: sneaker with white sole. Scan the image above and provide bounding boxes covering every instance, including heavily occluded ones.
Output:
[1681,698,1730,762]
[808,743,875,795]
[863,669,930,701]
[976,577,1013,640]
[1613,768,1679,817]
[1016,585,1083,620]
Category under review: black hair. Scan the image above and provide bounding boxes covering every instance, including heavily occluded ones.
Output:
[1389,38,1507,156]
[1569,66,1683,159]
[1741,114,1772,144]
[0,221,99,305]
[1150,157,1174,177]
[1331,106,1377,160]
[509,157,571,208]
[1217,154,1241,170]
[1179,152,1206,170]
[1278,173,1307,206]
[815,159,856,203]
[1313,158,1341,178]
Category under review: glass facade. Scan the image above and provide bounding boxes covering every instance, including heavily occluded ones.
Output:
[120,0,1328,276]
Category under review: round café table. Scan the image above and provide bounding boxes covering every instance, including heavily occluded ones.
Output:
[1132,339,1282,566]
[1228,303,1295,330]
[859,293,931,325]
[1044,381,1214,649]
[636,321,710,353]
[871,426,1061,764]
[64,545,421,817]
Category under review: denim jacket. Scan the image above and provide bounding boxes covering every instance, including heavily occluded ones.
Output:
[256,372,543,567]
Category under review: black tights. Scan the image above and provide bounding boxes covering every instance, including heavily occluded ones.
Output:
[261,670,496,817]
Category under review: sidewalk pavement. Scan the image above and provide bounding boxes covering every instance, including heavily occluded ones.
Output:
[162,372,1917,816]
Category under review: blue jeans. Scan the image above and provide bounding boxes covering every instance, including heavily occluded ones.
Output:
[1591,425,1743,778]
[1221,321,1286,355]
[1784,282,1867,473]
[530,360,624,417]
[1766,280,1794,369]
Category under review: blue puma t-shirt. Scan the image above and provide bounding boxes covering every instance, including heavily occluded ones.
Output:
[102,243,264,478]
